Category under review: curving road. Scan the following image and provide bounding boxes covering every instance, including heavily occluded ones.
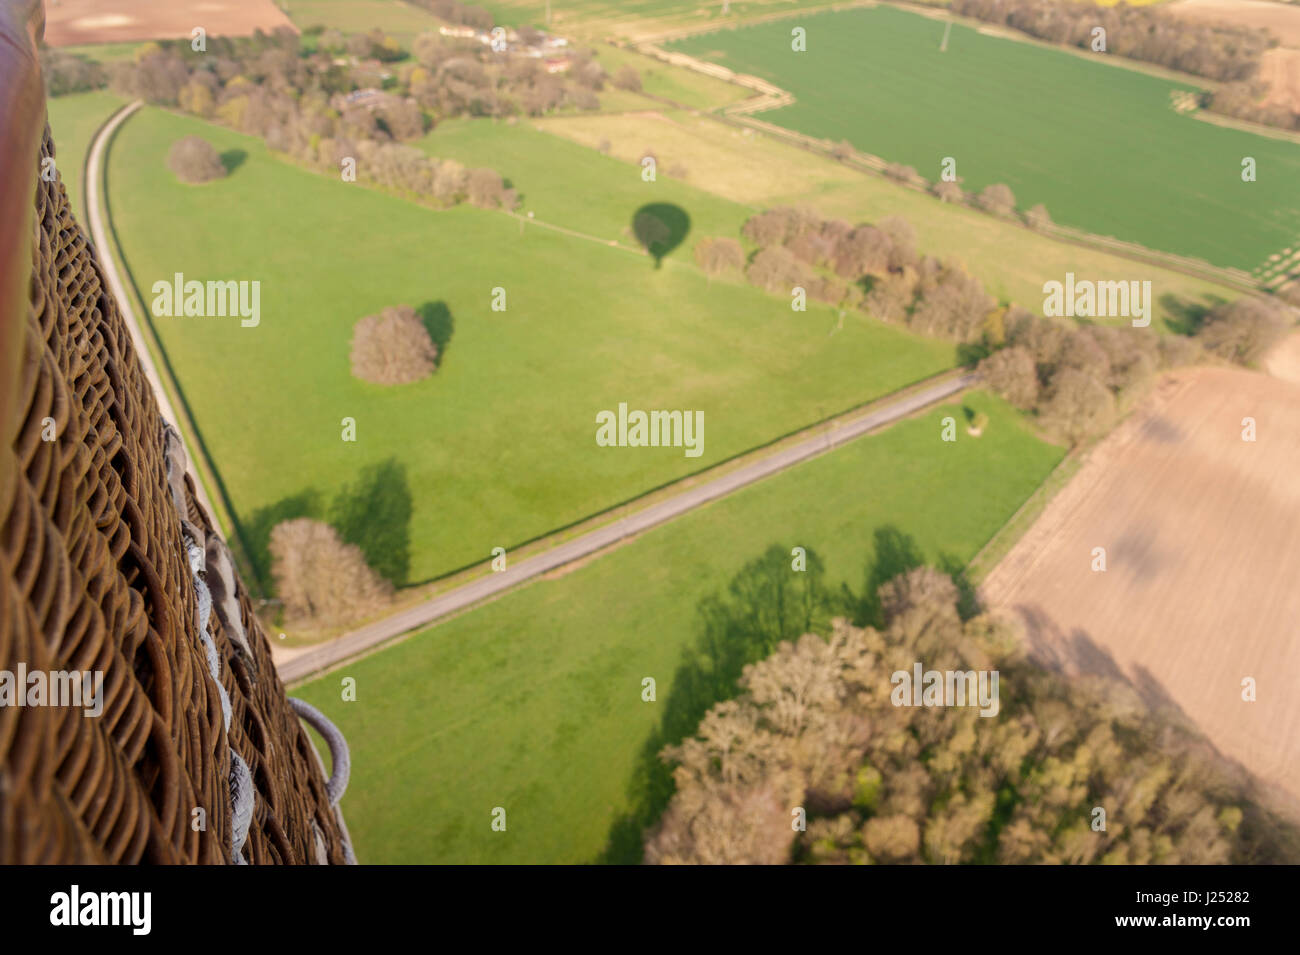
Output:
[279,371,977,683]
[85,99,222,530]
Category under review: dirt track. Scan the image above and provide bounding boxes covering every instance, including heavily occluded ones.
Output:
[45,0,296,46]
[982,367,1300,808]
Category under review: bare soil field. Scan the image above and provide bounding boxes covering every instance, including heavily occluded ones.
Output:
[45,0,296,47]
[1168,0,1300,109]
[1168,0,1300,46]
[982,367,1300,809]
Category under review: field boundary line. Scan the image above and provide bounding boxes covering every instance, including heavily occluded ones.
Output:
[85,100,223,526]
[280,370,978,685]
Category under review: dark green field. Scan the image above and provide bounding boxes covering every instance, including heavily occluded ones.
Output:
[670,6,1300,272]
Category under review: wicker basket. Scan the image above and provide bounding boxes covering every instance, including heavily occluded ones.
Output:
[0,0,352,864]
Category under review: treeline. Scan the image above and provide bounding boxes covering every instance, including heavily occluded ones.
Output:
[702,205,1293,447]
[647,564,1299,864]
[950,0,1273,82]
[981,298,1291,444]
[703,205,1001,344]
[949,0,1298,130]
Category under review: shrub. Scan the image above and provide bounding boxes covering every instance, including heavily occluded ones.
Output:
[978,345,1039,410]
[167,135,228,184]
[350,305,439,384]
[976,182,1017,217]
[933,180,964,203]
[1195,298,1291,365]
[694,236,745,276]
[612,66,642,92]
[269,519,393,628]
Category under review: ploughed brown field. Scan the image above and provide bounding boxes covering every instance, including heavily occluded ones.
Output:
[1167,0,1300,112]
[982,366,1300,810]
[45,0,296,46]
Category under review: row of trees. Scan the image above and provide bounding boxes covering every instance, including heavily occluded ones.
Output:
[950,0,1274,83]
[647,565,1295,864]
[726,205,1000,343]
[978,298,1292,445]
[949,0,1296,131]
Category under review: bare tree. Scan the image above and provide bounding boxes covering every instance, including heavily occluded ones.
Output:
[269,519,393,628]
[167,136,227,184]
[350,305,439,384]
[976,182,1017,217]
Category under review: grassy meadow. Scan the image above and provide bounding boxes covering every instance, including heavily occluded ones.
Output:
[669,5,1300,271]
[107,106,958,591]
[537,107,1242,325]
[46,90,126,223]
[293,389,1066,863]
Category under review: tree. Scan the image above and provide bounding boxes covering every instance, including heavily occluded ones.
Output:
[694,236,745,276]
[350,305,439,384]
[878,215,918,271]
[1195,298,1291,365]
[167,136,227,184]
[907,259,993,341]
[466,167,505,208]
[832,225,891,279]
[612,66,642,92]
[976,182,1017,217]
[1038,367,1115,444]
[978,346,1039,410]
[646,564,1282,865]
[269,519,393,628]
[745,246,813,295]
[1024,202,1052,230]
[933,180,964,204]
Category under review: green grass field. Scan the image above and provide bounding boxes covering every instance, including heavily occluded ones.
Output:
[108,106,957,592]
[479,0,838,40]
[417,116,755,242]
[46,90,126,223]
[669,6,1300,272]
[534,107,1241,325]
[293,388,1065,863]
[279,0,442,44]
[591,43,751,110]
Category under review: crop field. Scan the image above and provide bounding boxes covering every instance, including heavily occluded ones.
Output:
[537,108,1242,326]
[479,0,839,40]
[44,0,296,46]
[107,107,957,591]
[293,389,1066,863]
[982,367,1300,808]
[46,91,126,223]
[278,0,441,43]
[668,5,1300,272]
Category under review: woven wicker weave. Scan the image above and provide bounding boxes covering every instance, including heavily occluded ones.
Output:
[0,6,350,865]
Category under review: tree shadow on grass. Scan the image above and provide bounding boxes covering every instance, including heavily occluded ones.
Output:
[329,459,413,586]
[220,149,248,175]
[599,541,834,863]
[1158,292,1227,336]
[417,301,455,368]
[244,490,324,594]
[241,457,414,594]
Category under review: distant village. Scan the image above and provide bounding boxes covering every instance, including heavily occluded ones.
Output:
[437,24,572,73]
[333,24,575,113]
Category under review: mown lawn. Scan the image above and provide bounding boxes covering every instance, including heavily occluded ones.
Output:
[293,389,1065,864]
[669,5,1300,272]
[108,106,957,590]
[46,90,126,223]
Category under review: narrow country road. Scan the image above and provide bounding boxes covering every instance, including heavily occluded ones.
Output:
[85,99,222,529]
[279,371,977,683]
[81,99,979,687]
